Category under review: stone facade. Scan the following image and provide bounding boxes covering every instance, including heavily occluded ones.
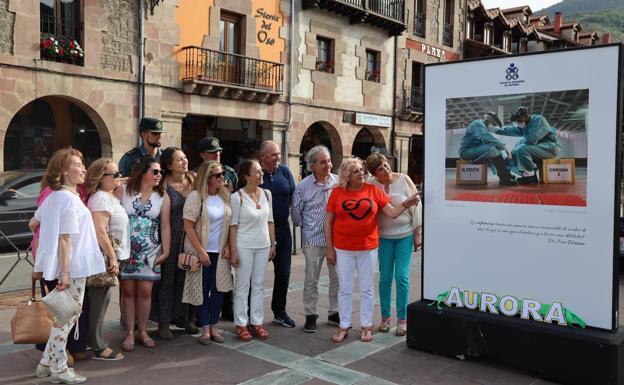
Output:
[100,0,139,73]
[0,0,14,54]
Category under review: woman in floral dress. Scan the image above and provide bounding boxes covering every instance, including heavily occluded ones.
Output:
[119,156,171,351]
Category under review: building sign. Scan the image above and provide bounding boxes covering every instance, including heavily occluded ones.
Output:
[255,8,278,46]
[406,39,460,62]
[354,112,391,128]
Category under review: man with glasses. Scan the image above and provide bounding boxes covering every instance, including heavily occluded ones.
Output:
[292,145,340,333]
[119,117,164,177]
[197,137,237,191]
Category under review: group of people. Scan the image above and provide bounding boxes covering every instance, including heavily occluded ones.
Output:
[459,106,560,185]
[29,117,422,384]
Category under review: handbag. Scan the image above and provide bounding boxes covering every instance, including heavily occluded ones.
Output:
[86,233,120,287]
[177,197,203,272]
[11,280,53,344]
[215,254,233,292]
[43,285,82,326]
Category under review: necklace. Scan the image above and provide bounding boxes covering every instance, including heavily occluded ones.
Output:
[60,185,79,195]
[245,188,261,210]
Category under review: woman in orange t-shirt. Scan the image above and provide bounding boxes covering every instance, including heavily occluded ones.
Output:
[325,158,418,343]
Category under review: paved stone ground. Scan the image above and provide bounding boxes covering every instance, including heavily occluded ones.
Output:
[0,249,604,385]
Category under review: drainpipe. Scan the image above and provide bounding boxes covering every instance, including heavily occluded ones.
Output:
[285,0,295,163]
[137,0,146,145]
[391,35,398,171]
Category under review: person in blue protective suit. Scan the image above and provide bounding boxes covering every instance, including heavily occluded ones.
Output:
[495,106,560,185]
[458,111,517,186]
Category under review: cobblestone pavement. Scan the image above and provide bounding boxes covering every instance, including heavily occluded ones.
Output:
[0,249,584,385]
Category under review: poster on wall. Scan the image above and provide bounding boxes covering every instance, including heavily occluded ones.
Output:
[423,44,622,330]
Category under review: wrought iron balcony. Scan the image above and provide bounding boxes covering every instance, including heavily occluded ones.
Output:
[180,46,284,104]
[413,11,425,38]
[443,23,454,47]
[302,0,406,36]
[401,87,424,120]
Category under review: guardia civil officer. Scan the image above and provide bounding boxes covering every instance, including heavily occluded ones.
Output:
[197,137,238,192]
[119,117,164,177]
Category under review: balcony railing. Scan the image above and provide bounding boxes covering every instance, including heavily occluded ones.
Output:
[181,46,284,97]
[443,23,454,47]
[402,87,424,114]
[413,12,425,37]
[302,0,406,35]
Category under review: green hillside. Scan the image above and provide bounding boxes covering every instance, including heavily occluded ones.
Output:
[537,0,624,43]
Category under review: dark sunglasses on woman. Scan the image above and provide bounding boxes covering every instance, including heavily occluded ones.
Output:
[211,172,224,178]
[150,169,165,176]
[103,171,122,178]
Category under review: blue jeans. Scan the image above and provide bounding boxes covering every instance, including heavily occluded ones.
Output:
[196,252,224,327]
[378,236,413,320]
[271,224,292,317]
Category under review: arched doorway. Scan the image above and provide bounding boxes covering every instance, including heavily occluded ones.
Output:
[352,127,387,161]
[4,97,104,170]
[299,121,342,179]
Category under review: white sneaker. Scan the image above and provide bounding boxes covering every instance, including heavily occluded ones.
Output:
[50,368,87,384]
[35,363,51,378]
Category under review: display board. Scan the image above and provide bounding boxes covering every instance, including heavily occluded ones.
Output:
[423,45,622,330]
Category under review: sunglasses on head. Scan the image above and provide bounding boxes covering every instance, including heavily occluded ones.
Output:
[149,169,164,176]
[103,171,122,179]
[210,172,224,178]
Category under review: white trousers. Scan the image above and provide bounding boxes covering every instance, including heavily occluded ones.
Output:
[335,248,377,329]
[40,278,86,374]
[302,245,339,317]
[234,246,270,326]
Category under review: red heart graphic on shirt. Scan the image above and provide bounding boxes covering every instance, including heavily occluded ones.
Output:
[341,198,373,220]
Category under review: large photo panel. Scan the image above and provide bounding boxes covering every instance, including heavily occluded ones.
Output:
[423,45,621,330]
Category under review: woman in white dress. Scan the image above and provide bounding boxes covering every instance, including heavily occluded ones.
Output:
[119,156,171,351]
[29,148,105,384]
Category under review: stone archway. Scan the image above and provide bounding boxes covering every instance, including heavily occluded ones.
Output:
[298,121,343,179]
[352,126,387,161]
[3,95,111,170]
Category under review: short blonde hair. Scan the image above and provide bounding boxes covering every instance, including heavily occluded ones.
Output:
[84,158,114,197]
[337,157,363,189]
[45,147,84,191]
[195,160,230,203]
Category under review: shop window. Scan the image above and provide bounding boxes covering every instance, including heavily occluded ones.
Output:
[316,36,334,73]
[365,50,381,82]
[39,0,83,65]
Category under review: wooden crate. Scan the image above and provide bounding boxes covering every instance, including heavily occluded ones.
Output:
[456,160,487,185]
[541,158,576,184]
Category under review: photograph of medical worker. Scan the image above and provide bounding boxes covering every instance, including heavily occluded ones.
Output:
[445,89,588,206]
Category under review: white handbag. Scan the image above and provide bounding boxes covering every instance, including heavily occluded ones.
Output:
[43,287,82,326]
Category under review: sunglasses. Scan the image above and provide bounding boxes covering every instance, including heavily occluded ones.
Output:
[103,171,122,179]
[210,172,224,178]
[149,169,164,176]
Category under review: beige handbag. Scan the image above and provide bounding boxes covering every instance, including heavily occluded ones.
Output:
[182,269,203,306]
[43,286,82,326]
[11,280,53,344]
[86,233,119,287]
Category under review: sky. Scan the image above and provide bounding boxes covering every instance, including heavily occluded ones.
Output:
[481,0,562,12]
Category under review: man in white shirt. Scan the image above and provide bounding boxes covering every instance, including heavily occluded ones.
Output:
[291,145,340,333]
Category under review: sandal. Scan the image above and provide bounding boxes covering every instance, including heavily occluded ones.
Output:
[251,325,269,340]
[236,326,252,341]
[378,317,391,333]
[331,327,349,343]
[121,331,135,352]
[395,320,407,337]
[360,327,374,342]
[137,330,156,349]
[93,348,124,361]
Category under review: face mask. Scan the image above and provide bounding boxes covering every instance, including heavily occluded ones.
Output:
[487,123,499,132]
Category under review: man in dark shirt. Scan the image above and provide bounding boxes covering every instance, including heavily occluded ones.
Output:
[119,117,164,177]
[260,140,296,327]
[197,137,238,191]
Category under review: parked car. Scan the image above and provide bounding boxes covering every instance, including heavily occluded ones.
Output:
[0,170,44,249]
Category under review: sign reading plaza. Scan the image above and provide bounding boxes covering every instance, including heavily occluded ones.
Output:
[423,45,622,330]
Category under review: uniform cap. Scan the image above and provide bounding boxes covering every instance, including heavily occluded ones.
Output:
[198,137,223,153]
[139,117,164,132]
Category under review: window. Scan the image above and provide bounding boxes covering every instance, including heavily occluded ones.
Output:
[316,37,334,73]
[220,12,241,55]
[503,34,511,52]
[466,18,473,40]
[443,0,454,46]
[39,0,83,65]
[484,27,492,45]
[413,0,426,38]
[365,50,381,82]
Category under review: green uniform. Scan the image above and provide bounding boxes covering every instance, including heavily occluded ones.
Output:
[222,164,238,191]
[119,143,162,177]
